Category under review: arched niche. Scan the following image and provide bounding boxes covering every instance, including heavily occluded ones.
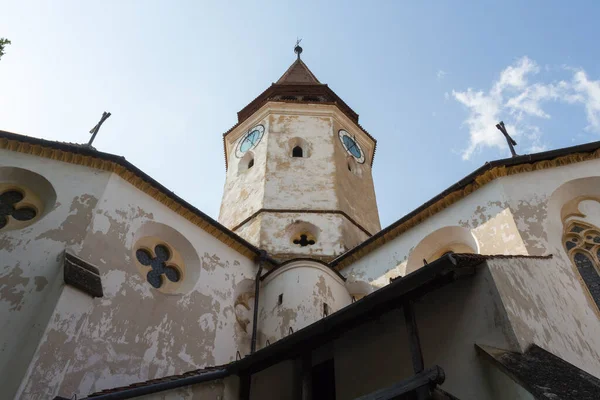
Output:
[286,220,321,247]
[546,176,600,252]
[132,222,200,294]
[288,137,311,158]
[0,166,57,231]
[238,151,256,174]
[406,226,479,274]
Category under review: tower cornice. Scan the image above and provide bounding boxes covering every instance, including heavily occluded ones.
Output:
[222,102,377,170]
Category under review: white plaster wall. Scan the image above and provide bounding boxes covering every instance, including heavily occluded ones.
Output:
[0,150,113,400]
[258,261,351,347]
[219,115,269,236]
[258,212,349,259]
[10,167,257,399]
[220,102,378,259]
[343,160,600,287]
[342,181,518,286]
[487,256,600,378]
[263,112,337,210]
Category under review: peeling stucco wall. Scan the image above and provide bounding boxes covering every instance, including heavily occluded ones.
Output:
[342,181,519,287]
[0,150,113,400]
[257,261,351,348]
[487,256,600,377]
[0,154,257,400]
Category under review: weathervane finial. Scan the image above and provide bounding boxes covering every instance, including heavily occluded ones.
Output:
[294,38,303,59]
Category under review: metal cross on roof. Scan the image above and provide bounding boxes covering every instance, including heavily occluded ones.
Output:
[87,111,111,147]
[495,121,518,157]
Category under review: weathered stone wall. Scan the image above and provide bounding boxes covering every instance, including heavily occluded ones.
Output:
[0,151,256,399]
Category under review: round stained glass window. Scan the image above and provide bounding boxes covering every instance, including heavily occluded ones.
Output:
[235,125,265,158]
[338,130,365,164]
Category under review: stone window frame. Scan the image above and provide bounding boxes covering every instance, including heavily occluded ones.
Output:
[0,183,44,231]
[133,236,186,294]
[562,217,600,313]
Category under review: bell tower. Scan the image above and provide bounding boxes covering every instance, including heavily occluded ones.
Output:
[219,46,380,261]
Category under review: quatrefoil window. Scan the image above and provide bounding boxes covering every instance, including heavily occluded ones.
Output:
[136,244,181,289]
[0,189,37,230]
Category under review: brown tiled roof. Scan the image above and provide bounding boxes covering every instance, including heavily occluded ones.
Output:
[277,58,320,84]
[87,364,229,397]
[222,57,377,170]
[477,344,600,399]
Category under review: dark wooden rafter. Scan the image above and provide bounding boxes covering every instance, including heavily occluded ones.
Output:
[353,366,445,400]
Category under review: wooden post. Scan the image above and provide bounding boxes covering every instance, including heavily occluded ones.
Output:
[301,352,312,400]
[239,373,251,400]
[403,300,430,400]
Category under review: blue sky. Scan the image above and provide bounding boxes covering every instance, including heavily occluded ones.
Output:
[2,1,600,227]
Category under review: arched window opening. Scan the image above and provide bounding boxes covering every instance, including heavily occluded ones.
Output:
[347,162,352,172]
[292,146,303,158]
[248,158,254,169]
[563,217,600,310]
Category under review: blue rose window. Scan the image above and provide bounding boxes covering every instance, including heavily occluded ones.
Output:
[136,244,181,289]
[0,190,37,230]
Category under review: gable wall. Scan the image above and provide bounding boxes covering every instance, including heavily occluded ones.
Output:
[0,151,256,400]
[0,149,113,400]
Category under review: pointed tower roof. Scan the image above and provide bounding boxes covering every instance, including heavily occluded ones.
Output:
[223,46,377,169]
[276,58,320,85]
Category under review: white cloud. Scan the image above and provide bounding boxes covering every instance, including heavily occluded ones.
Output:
[437,70,447,80]
[572,70,600,132]
[453,56,600,159]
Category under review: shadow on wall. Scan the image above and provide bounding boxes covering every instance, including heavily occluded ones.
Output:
[405,226,479,274]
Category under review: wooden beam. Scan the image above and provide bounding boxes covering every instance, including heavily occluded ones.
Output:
[403,300,424,373]
[353,365,445,400]
[403,300,430,400]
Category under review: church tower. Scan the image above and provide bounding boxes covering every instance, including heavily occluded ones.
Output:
[219,45,380,261]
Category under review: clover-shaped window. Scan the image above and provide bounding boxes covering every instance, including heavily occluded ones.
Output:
[293,232,316,247]
[135,243,182,289]
[0,189,39,230]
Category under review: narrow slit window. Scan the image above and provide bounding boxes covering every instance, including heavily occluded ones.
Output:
[278,293,283,305]
[347,162,352,171]
[248,158,254,169]
[323,303,329,317]
[292,146,303,158]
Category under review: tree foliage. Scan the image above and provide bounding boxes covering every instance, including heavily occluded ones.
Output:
[0,38,11,61]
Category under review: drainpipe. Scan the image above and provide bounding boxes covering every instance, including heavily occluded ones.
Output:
[250,250,267,354]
